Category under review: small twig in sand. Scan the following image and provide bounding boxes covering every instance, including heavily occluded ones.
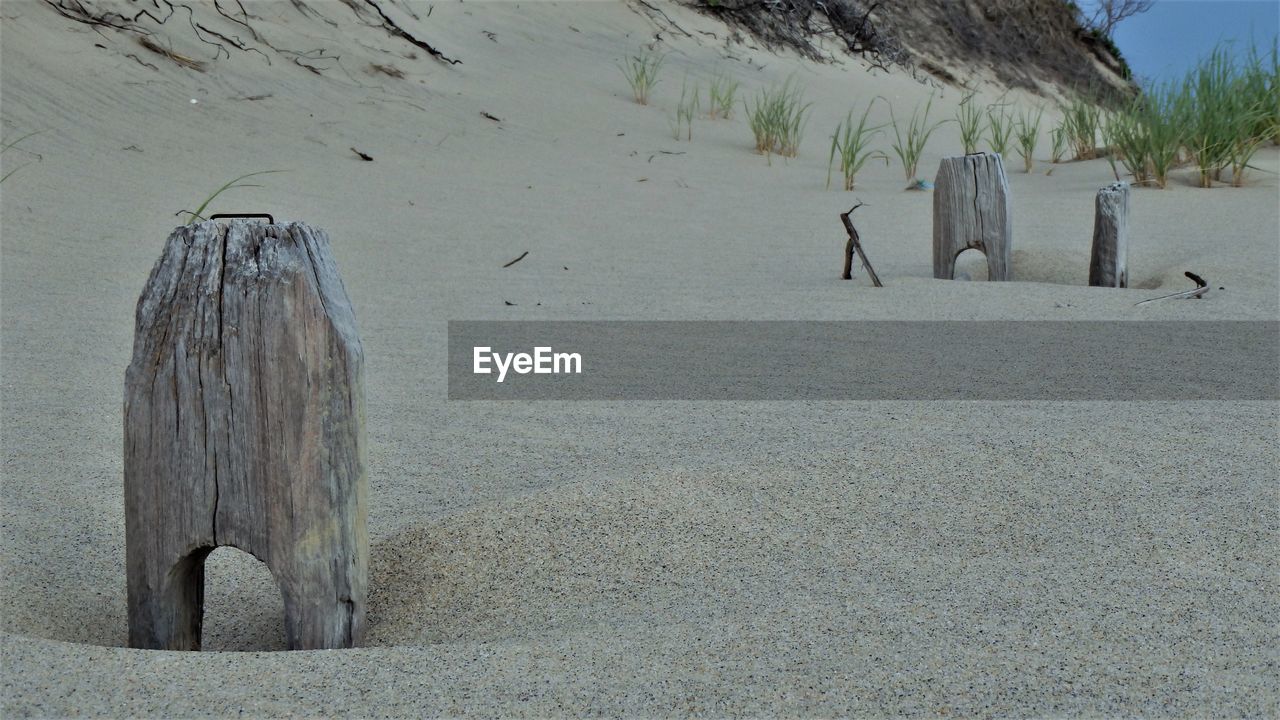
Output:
[502,251,529,268]
[481,111,502,122]
[350,147,374,161]
[840,203,883,287]
[369,62,404,78]
[1135,271,1209,305]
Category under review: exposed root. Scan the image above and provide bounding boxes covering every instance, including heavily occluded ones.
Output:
[138,35,206,71]
[346,0,461,66]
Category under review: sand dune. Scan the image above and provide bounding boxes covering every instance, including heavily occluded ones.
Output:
[2,1,1277,716]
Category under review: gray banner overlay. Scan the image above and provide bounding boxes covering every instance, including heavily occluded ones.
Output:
[448,321,1279,400]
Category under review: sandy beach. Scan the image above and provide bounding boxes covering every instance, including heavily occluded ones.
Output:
[2,1,1277,716]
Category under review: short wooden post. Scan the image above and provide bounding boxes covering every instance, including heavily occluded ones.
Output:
[1089,181,1129,288]
[124,220,367,651]
[933,152,1013,281]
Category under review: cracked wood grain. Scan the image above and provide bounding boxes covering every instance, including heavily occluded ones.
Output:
[932,152,1012,281]
[125,221,367,651]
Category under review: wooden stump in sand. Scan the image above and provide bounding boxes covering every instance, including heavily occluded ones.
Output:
[933,152,1012,281]
[1089,181,1130,288]
[124,220,367,651]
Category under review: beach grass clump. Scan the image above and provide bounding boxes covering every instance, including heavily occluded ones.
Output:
[1248,41,1279,145]
[1014,107,1042,172]
[1181,45,1273,187]
[826,100,888,191]
[955,92,985,154]
[986,100,1015,157]
[744,77,812,159]
[1105,83,1185,188]
[1102,103,1149,185]
[1082,42,1276,189]
[1183,46,1237,186]
[183,170,284,225]
[888,93,946,181]
[671,76,700,141]
[1049,125,1067,163]
[1059,94,1102,160]
[708,72,739,120]
[619,50,664,105]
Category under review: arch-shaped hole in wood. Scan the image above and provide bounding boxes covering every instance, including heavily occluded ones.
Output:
[201,546,286,651]
[953,248,989,281]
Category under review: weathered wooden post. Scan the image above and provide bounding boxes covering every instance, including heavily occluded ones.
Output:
[933,152,1013,281]
[1089,181,1129,288]
[124,220,367,651]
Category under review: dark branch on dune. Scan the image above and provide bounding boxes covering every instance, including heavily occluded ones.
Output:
[684,0,909,71]
[359,0,461,65]
[633,0,694,39]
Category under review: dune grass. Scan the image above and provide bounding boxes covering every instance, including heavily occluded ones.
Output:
[888,93,946,181]
[619,50,664,105]
[1183,44,1273,186]
[1049,125,1067,163]
[708,72,739,120]
[1015,107,1043,173]
[183,171,284,225]
[744,77,811,160]
[1096,42,1275,189]
[1102,83,1185,188]
[1058,94,1102,160]
[671,76,700,141]
[1249,41,1280,145]
[955,92,985,154]
[986,100,1015,157]
[826,100,888,191]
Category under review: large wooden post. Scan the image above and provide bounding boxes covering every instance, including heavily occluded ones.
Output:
[1089,181,1130,288]
[933,152,1013,281]
[124,220,367,651]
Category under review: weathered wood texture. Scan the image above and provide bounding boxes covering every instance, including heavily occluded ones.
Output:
[1089,181,1130,288]
[124,220,367,651]
[933,152,1013,281]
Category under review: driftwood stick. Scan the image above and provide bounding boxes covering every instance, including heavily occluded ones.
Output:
[840,203,883,287]
[1135,271,1209,305]
[502,250,529,268]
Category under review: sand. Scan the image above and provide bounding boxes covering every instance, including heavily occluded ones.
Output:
[1,1,1277,716]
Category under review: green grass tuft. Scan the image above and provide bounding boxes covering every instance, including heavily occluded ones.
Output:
[1015,107,1043,173]
[1058,93,1103,160]
[619,50,664,105]
[707,71,739,120]
[888,93,947,181]
[744,77,812,161]
[986,99,1015,157]
[671,76,700,141]
[184,170,285,225]
[826,99,888,191]
[955,92,985,154]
